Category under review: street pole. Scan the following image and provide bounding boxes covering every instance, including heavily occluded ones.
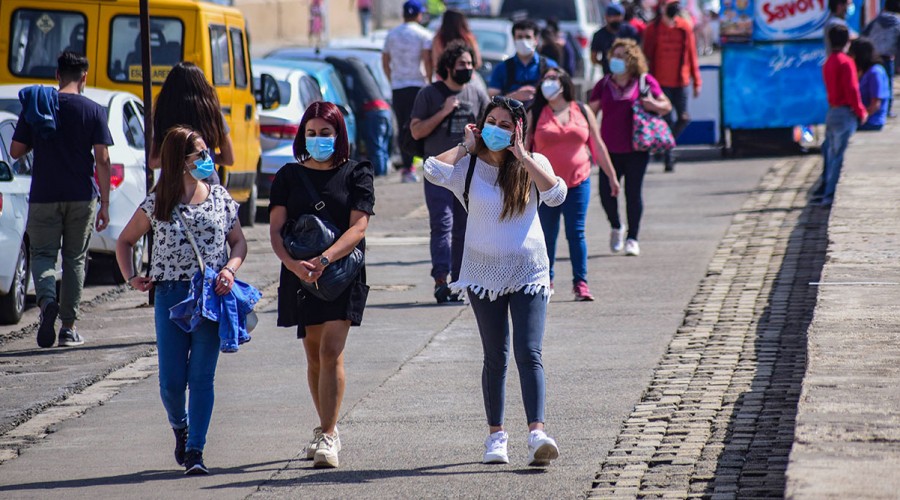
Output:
[139,0,154,304]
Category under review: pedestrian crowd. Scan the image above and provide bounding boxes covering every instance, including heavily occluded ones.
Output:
[12,0,894,480]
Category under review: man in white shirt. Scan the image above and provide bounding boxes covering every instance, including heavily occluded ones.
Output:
[382,0,433,183]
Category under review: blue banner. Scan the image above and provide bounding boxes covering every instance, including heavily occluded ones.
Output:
[722,41,828,129]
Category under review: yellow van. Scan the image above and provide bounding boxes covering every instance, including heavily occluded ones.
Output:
[0,0,268,225]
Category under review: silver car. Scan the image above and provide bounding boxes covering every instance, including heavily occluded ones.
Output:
[0,111,33,323]
[0,85,149,285]
[251,61,324,197]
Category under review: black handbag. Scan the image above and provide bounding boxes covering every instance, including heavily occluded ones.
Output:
[284,163,364,302]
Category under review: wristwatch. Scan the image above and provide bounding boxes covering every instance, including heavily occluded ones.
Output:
[318,255,330,267]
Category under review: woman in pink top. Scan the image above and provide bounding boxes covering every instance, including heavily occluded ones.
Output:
[526,67,619,301]
[588,39,671,257]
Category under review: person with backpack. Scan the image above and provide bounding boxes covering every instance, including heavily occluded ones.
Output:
[488,19,558,105]
[526,67,619,301]
[589,39,671,257]
[410,41,489,303]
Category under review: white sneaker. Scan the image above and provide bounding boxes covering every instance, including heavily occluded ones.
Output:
[303,426,323,459]
[313,433,340,468]
[624,238,640,256]
[610,227,624,253]
[483,431,509,464]
[527,430,559,467]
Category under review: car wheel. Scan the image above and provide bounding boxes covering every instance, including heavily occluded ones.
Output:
[0,240,29,325]
[238,183,257,228]
[113,235,145,284]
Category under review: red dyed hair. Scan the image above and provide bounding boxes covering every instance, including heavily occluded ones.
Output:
[292,101,350,165]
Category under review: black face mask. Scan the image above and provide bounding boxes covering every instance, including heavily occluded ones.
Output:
[608,20,622,31]
[665,4,680,18]
[453,68,473,84]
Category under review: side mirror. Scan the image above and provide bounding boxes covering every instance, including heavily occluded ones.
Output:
[0,161,12,182]
[256,73,281,111]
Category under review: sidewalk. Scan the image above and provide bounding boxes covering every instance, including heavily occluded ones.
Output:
[0,157,772,498]
[785,121,900,499]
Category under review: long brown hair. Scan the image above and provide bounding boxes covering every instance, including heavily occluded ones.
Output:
[153,126,201,222]
[436,9,473,47]
[152,62,226,152]
[476,100,531,220]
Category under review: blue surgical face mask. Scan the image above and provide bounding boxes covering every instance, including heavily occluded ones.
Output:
[306,136,336,162]
[190,154,215,180]
[609,57,627,75]
[481,124,513,152]
[846,2,856,17]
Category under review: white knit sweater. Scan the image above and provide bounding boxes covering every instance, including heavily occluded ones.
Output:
[424,153,567,301]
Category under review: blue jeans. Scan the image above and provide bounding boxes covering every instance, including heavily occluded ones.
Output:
[599,151,650,240]
[821,106,858,204]
[424,179,467,281]
[154,281,221,452]
[358,7,371,37]
[662,85,690,165]
[468,290,548,426]
[364,109,392,176]
[538,176,590,284]
[881,56,894,116]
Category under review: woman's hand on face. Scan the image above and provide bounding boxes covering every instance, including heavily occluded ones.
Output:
[463,124,479,151]
[508,121,527,159]
[609,176,621,197]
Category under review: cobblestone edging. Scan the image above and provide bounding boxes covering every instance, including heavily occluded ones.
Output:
[588,157,828,499]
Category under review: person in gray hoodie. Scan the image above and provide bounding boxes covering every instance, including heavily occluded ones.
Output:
[863,0,900,116]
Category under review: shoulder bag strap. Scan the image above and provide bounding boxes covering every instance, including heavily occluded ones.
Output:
[174,208,205,275]
[463,153,478,210]
[293,163,339,225]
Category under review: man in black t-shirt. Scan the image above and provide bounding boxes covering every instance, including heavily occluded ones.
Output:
[591,3,641,75]
[11,51,113,349]
[410,41,489,303]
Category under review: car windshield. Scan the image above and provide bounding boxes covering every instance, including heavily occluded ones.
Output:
[472,29,510,54]
[9,9,86,78]
[500,0,576,21]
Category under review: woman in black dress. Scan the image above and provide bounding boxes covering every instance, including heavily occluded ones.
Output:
[268,101,375,469]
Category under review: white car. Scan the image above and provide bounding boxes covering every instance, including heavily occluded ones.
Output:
[0,111,33,324]
[251,62,323,196]
[0,85,148,286]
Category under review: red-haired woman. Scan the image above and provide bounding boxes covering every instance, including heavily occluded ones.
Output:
[431,9,482,74]
[268,101,375,469]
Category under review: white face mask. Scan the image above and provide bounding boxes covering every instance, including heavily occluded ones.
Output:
[515,38,536,57]
[541,79,562,99]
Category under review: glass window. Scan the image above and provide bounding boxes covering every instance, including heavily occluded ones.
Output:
[472,29,509,54]
[299,76,323,108]
[9,9,87,78]
[108,16,184,84]
[209,25,231,86]
[0,121,32,176]
[230,28,247,89]
[499,0,576,21]
[0,99,22,116]
[122,101,145,149]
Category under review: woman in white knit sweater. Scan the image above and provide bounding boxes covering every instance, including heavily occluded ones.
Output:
[423,96,567,467]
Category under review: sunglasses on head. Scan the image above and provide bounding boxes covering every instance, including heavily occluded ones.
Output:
[491,95,524,110]
[186,148,211,162]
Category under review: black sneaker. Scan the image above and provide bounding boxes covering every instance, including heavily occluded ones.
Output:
[434,283,453,303]
[184,450,209,475]
[173,427,188,466]
[664,155,676,173]
[37,300,59,348]
[57,328,84,347]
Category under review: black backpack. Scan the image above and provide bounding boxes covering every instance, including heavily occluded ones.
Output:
[399,82,455,158]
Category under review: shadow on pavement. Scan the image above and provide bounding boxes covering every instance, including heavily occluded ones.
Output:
[0,341,155,358]
[0,459,290,492]
[703,202,829,496]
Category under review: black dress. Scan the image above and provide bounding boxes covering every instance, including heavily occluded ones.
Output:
[270,160,375,337]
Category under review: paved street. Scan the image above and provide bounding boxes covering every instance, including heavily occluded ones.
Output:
[0,155,773,498]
